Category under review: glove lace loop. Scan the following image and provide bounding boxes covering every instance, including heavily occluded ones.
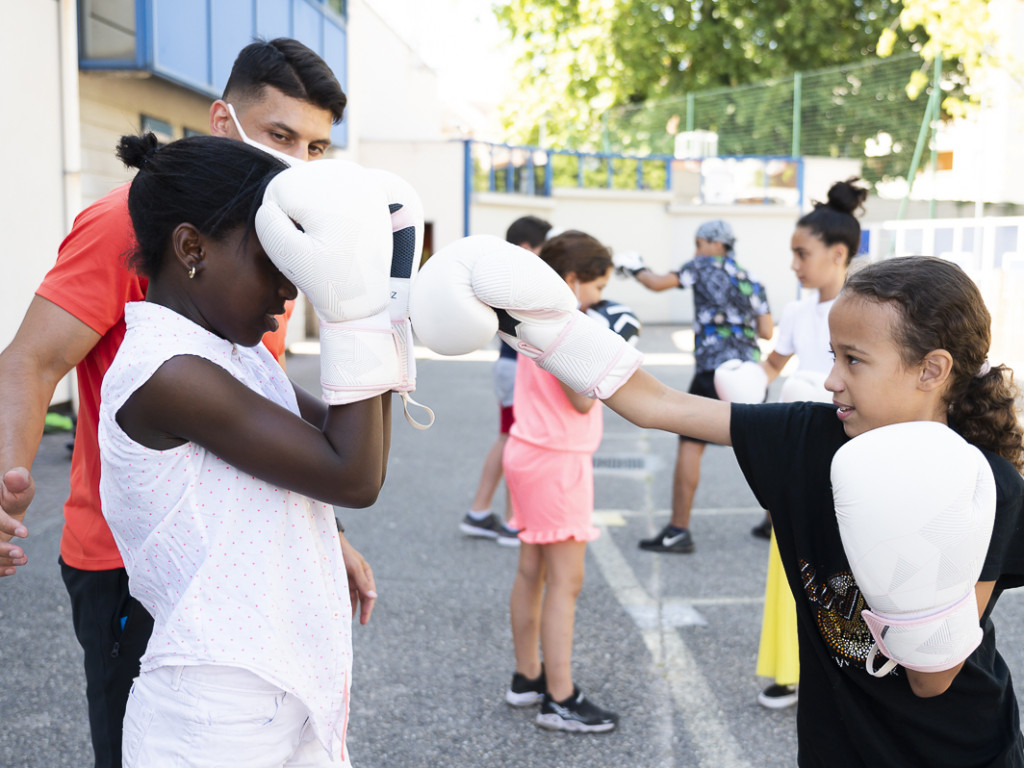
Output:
[399,392,435,430]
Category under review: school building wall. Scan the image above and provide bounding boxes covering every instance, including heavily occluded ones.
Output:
[3,1,67,386]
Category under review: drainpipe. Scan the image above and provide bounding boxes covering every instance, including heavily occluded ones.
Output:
[58,0,83,411]
[59,0,82,234]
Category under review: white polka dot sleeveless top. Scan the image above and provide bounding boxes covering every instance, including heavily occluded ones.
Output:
[99,302,352,754]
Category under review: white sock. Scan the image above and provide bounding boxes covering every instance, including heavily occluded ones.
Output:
[468,508,491,521]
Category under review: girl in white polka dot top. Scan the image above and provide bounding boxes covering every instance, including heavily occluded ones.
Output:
[99,133,396,766]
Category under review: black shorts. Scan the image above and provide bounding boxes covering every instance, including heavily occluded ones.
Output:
[60,558,154,768]
[678,370,719,445]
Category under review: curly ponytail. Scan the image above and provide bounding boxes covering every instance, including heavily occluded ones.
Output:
[948,364,1023,471]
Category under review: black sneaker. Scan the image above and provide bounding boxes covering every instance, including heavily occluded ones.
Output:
[460,513,520,546]
[536,687,618,733]
[757,683,798,709]
[638,524,695,553]
[505,668,545,707]
[751,516,772,540]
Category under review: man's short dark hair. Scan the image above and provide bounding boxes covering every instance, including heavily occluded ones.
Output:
[223,38,347,124]
[506,215,552,248]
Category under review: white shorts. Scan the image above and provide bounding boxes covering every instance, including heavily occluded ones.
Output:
[122,665,347,767]
[493,356,517,408]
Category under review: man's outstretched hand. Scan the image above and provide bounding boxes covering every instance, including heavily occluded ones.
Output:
[0,467,34,576]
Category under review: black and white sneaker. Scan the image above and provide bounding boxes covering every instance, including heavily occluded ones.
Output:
[638,524,695,554]
[505,668,545,707]
[460,513,521,546]
[757,683,798,709]
[536,687,618,733]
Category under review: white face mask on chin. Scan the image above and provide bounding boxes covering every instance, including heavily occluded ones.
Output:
[225,103,302,167]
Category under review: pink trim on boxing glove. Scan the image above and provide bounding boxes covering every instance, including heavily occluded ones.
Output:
[319,310,402,405]
[532,311,643,399]
[860,590,983,676]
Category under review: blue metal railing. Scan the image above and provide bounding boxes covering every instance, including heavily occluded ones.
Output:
[466,140,802,200]
[461,139,805,236]
[467,140,674,197]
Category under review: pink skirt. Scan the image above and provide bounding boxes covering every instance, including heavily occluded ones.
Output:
[503,437,601,544]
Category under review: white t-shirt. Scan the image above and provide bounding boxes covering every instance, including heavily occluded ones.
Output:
[99,302,352,756]
[774,296,835,374]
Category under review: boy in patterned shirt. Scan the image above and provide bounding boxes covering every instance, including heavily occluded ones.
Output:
[615,220,772,553]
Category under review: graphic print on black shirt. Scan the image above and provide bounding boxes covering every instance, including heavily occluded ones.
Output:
[799,560,876,669]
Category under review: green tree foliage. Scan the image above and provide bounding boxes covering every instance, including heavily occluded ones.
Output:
[495,0,919,153]
[878,0,1017,117]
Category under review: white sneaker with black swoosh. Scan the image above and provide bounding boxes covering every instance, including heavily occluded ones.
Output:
[638,524,695,553]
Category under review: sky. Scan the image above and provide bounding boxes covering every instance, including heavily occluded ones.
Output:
[363,0,516,109]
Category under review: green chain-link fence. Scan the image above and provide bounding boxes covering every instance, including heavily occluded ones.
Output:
[602,54,930,186]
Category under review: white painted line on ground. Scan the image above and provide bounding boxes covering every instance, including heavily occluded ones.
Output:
[597,506,764,519]
[589,530,752,768]
[592,511,628,527]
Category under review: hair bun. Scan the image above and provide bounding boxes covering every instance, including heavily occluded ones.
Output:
[824,177,868,217]
[116,132,161,171]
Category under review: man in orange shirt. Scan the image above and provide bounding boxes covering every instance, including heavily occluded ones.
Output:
[0,38,379,768]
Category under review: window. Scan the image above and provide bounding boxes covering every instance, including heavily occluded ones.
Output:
[79,0,136,62]
[322,0,346,17]
[141,115,175,144]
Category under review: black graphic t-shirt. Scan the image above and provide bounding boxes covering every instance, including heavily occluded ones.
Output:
[731,402,1024,768]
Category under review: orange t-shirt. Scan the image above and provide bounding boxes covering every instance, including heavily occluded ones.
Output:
[36,184,287,570]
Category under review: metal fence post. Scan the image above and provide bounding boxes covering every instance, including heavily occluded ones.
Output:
[896,59,943,230]
[791,71,802,157]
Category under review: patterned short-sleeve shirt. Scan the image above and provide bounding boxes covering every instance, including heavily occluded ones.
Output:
[677,254,771,372]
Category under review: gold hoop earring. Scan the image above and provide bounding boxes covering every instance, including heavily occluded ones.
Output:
[188,265,196,279]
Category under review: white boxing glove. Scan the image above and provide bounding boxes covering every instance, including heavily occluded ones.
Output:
[713,359,768,403]
[779,370,830,404]
[831,421,996,676]
[410,235,643,398]
[612,250,647,278]
[256,159,399,404]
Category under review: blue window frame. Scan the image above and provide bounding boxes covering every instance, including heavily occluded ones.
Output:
[79,0,348,147]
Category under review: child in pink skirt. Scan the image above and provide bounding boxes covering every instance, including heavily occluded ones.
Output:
[501,230,618,733]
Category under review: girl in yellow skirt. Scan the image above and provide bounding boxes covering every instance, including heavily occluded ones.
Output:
[756,178,868,707]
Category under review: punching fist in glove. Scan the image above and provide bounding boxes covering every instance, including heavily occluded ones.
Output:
[713,359,768,404]
[587,300,641,346]
[410,235,643,398]
[831,421,996,676]
[779,370,830,404]
[612,250,647,278]
[256,159,398,404]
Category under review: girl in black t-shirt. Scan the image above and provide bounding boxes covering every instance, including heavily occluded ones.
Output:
[599,255,1024,766]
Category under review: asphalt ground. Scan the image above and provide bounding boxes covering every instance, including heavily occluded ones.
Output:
[2,323,1023,768]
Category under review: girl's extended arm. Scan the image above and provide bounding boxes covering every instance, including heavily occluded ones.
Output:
[559,380,597,414]
[904,580,996,698]
[604,369,732,444]
[116,354,388,508]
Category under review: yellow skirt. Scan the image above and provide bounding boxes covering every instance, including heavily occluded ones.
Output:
[755,529,800,685]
